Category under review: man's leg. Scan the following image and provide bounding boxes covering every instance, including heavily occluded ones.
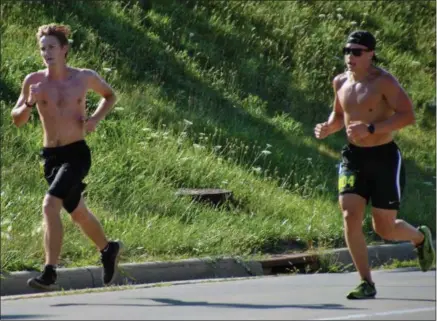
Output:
[337,146,376,299]
[42,194,64,266]
[69,195,123,286]
[372,208,435,271]
[371,143,435,272]
[27,194,63,290]
[372,208,423,245]
[340,194,371,282]
[70,196,108,251]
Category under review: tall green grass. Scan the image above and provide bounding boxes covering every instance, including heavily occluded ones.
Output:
[1,0,435,272]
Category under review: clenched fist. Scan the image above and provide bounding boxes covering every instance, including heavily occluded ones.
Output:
[28,82,43,105]
[80,116,99,134]
[346,121,369,140]
[314,122,331,139]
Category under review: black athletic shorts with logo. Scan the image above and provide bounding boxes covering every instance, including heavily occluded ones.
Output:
[338,141,405,210]
[40,140,91,213]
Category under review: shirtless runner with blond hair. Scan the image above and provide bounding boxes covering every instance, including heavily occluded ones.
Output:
[314,30,435,299]
[11,23,123,290]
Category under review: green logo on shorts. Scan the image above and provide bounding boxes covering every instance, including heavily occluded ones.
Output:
[338,171,356,191]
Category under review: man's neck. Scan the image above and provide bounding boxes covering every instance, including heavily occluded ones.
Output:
[46,64,69,81]
[350,65,373,83]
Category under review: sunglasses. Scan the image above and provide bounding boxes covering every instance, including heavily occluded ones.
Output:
[343,47,371,57]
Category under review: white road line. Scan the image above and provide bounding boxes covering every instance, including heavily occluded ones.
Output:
[314,307,436,320]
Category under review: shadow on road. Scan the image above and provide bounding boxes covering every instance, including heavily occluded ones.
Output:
[0,315,53,320]
[377,298,436,303]
[52,298,362,310]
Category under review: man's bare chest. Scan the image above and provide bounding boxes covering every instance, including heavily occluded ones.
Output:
[338,82,383,111]
[40,79,87,108]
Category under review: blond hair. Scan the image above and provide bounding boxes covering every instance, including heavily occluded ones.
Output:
[36,23,71,55]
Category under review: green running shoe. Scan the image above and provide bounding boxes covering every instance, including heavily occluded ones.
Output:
[346,279,376,300]
[417,226,435,272]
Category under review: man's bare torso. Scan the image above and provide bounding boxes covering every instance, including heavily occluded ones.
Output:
[336,67,395,147]
[30,67,89,147]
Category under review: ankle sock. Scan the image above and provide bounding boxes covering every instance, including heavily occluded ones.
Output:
[44,264,56,271]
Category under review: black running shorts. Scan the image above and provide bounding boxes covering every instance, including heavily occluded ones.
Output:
[40,140,91,213]
[338,141,405,210]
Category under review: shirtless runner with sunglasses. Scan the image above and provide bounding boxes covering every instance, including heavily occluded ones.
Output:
[314,30,435,299]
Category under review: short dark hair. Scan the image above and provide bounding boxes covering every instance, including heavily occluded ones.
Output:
[36,23,71,57]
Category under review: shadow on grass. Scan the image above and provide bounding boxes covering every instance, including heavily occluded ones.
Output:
[36,1,344,198]
[3,2,435,238]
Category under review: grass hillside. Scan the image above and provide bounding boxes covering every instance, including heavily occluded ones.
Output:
[1,0,435,272]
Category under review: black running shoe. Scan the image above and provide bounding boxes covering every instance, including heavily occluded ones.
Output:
[101,240,123,286]
[27,265,58,291]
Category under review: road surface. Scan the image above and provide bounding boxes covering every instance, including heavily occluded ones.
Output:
[1,268,435,320]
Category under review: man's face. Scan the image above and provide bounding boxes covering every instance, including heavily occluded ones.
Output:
[343,43,373,71]
[39,35,67,67]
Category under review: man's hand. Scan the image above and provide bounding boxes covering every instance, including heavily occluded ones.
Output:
[28,82,43,105]
[314,122,331,139]
[346,121,369,140]
[81,116,99,134]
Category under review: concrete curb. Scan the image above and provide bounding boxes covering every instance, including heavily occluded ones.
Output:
[319,242,427,268]
[1,241,434,296]
[0,257,263,296]
[259,241,436,274]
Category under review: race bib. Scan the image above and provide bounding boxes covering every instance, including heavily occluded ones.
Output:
[338,164,356,192]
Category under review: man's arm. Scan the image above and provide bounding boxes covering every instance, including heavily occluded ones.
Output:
[372,74,415,134]
[325,75,345,134]
[315,76,345,139]
[11,74,35,127]
[85,69,117,123]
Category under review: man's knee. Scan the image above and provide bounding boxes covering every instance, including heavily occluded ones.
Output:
[342,210,364,230]
[71,207,91,224]
[339,194,367,231]
[42,194,62,217]
[69,197,92,224]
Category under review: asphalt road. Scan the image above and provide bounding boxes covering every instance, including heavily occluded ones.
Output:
[1,268,435,320]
